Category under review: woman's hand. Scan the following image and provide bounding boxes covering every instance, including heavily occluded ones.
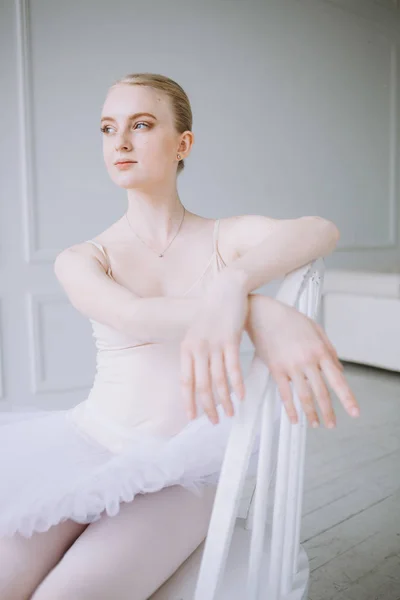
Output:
[180,273,249,425]
[246,294,360,429]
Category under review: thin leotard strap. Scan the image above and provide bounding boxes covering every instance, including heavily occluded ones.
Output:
[86,240,112,276]
[212,220,220,254]
[212,220,227,273]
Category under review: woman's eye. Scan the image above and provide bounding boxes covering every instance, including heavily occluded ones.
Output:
[100,122,149,134]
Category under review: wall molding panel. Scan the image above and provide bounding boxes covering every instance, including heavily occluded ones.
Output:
[16,0,58,265]
[26,293,93,394]
[337,41,399,252]
[0,299,5,400]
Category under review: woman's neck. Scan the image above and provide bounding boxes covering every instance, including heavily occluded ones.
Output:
[126,188,186,241]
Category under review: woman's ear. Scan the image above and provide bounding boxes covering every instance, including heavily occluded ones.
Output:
[178,131,194,158]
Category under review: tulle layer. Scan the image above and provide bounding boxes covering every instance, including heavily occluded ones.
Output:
[0,360,280,539]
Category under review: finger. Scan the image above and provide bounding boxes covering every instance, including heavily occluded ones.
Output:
[273,371,298,425]
[315,323,343,371]
[320,358,360,418]
[223,341,246,401]
[210,349,234,417]
[193,349,219,424]
[329,350,343,372]
[290,370,320,428]
[304,365,336,428]
[180,346,196,420]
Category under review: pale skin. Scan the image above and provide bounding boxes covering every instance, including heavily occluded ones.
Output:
[0,82,361,600]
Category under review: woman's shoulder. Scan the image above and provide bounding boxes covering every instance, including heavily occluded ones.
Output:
[219,213,281,259]
[58,217,127,270]
[87,216,126,248]
[190,213,273,262]
[216,216,240,262]
[54,239,110,281]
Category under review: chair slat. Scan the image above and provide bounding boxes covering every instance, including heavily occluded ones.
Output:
[280,288,311,594]
[268,397,293,599]
[280,400,301,594]
[291,266,324,576]
[246,378,276,599]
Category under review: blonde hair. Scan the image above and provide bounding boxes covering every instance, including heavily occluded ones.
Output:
[110,73,193,175]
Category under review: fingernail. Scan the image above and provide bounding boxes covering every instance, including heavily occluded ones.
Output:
[312,421,319,428]
[327,421,336,429]
[350,407,360,417]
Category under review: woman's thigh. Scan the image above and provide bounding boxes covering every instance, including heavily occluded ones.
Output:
[0,519,87,600]
[32,483,217,600]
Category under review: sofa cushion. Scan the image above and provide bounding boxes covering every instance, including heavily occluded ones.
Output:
[323,269,400,299]
[323,294,400,371]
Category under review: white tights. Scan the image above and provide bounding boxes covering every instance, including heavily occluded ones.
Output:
[0,483,217,600]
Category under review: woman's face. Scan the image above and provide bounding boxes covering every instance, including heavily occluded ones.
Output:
[101,84,189,189]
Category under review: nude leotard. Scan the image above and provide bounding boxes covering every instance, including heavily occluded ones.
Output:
[68,220,227,453]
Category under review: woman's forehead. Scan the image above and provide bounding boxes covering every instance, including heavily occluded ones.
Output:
[101,85,170,121]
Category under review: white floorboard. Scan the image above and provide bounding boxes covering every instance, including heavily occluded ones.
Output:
[304,363,400,600]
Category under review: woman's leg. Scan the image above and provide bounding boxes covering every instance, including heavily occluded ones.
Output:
[32,483,217,600]
[0,519,87,600]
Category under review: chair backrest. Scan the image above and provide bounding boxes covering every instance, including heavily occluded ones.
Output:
[193,258,325,600]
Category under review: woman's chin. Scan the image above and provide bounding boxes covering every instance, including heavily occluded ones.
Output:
[111,170,164,190]
[111,172,144,190]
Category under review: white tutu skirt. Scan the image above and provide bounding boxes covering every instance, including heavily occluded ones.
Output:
[0,361,280,539]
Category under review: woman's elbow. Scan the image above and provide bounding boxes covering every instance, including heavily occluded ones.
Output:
[326,219,340,248]
[308,216,340,250]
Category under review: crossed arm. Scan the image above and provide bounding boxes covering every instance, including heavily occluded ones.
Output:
[55,214,339,344]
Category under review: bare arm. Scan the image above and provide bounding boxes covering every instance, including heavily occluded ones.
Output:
[215,215,340,295]
[243,293,359,429]
[54,244,206,344]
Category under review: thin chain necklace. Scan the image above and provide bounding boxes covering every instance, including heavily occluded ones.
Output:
[125,207,186,258]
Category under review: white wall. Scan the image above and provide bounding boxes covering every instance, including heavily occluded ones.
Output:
[1,0,400,408]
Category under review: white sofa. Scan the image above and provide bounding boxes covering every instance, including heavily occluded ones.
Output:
[322,269,400,372]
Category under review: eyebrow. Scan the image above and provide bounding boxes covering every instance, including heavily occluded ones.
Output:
[100,112,158,124]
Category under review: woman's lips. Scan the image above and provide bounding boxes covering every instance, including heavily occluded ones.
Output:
[115,161,137,170]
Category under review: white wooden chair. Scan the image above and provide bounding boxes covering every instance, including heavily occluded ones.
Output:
[150,258,325,600]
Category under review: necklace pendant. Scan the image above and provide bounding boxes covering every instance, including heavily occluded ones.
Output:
[159,253,164,258]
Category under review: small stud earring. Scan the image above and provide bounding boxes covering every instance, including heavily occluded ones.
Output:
[177,154,181,160]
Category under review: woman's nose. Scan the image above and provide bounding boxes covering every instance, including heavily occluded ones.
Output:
[114,133,133,152]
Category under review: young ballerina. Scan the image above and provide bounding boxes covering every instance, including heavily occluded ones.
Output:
[0,73,360,600]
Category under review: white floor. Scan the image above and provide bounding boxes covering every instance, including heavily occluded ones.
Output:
[303,363,400,600]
